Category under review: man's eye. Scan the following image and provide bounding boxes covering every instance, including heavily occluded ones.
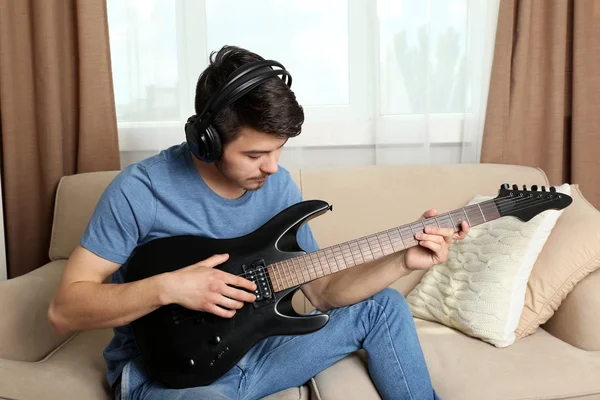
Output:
[248,155,261,160]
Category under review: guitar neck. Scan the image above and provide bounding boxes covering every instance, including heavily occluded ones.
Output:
[268,198,501,292]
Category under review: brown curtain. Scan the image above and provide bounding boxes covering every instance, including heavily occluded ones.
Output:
[0,0,120,278]
[482,0,600,208]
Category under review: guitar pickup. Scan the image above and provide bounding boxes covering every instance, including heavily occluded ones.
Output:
[242,260,275,308]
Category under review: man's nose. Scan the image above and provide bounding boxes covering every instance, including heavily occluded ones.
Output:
[261,154,278,175]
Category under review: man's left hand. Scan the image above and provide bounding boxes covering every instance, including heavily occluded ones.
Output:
[403,209,470,271]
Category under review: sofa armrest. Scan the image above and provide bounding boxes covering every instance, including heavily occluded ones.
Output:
[543,267,600,350]
[0,261,73,361]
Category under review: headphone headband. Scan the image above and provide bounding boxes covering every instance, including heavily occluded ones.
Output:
[197,60,291,128]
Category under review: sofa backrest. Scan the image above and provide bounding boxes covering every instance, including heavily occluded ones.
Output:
[49,171,120,261]
[50,164,550,264]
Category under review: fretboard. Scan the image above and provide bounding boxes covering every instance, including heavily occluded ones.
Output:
[267,199,500,292]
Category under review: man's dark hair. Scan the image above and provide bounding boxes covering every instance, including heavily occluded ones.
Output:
[194,45,304,143]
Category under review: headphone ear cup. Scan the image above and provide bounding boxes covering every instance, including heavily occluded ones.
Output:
[185,115,222,163]
[185,115,203,161]
[203,124,222,162]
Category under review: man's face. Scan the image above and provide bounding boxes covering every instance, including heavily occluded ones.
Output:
[216,127,287,191]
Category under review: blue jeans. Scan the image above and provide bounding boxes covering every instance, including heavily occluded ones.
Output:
[116,288,440,400]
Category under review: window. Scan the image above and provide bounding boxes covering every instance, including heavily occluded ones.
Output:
[108,0,498,154]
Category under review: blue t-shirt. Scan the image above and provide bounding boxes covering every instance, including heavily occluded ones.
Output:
[80,142,319,388]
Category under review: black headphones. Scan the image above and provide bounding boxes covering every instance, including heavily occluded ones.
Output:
[185,59,292,163]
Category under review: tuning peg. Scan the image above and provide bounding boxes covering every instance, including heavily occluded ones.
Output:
[532,185,538,191]
[523,185,528,191]
[501,183,510,190]
[541,186,547,192]
[550,186,556,193]
[512,184,519,190]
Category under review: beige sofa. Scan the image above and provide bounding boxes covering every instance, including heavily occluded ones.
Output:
[1,163,599,400]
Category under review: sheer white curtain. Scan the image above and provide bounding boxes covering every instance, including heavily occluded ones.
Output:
[107,0,499,169]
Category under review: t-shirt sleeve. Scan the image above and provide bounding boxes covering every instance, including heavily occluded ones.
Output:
[283,172,320,254]
[80,165,156,264]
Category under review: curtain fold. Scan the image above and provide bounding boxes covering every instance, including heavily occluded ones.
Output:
[0,0,121,278]
[482,0,600,207]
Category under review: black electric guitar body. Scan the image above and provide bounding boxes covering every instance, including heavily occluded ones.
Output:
[124,184,572,389]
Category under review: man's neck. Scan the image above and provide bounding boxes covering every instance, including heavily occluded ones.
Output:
[190,154,246,200]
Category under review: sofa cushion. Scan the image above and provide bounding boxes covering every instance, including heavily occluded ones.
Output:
[309,351,380,400]
[417,319,600,400]
[0,326,310,400]
[263,385,310,400]
[0,329,113,400]
[517,184,600,339]
[407,185,570,347]
[0,260,72,361]
[309,319,600,400]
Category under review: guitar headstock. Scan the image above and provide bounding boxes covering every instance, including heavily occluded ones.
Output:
[494,184,572,221]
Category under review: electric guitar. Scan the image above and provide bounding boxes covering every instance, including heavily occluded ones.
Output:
[124,183,572,388]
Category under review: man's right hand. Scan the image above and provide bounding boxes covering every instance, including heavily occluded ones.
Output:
[164,254,257,318]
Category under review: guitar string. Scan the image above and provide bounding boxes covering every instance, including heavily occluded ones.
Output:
[234,194,566,286]
[228,194,566,285]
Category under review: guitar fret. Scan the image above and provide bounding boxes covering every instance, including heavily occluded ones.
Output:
[358,238,373,262]
[282,260,291,286]
[393,227,406,250]
[333,245,346,270]
[292,259,302,285]
[287,259,299,285]
[477,203,486,222]
[400,225,416,247]
[375,234,385,256]
[278,262,289,288]
[295,257,305,282]
[279,261,288,286]
[300,257,311,282]
[328,247,340,272]
[292,258,305,283]
[311,252,323,279]
[451,210,466,231]
[343,243,356,267]
[462,208,472,228]
[382,231,394,255]
[391,228,404,251]
[315,250,326,277]
[345,242,358,267]
[278,264,285,289]
[270,266,281,291]
[303,255,314,280]
[300,255,310,281]
[349,241,362,264]
[325,248,334,274]
[367,235,379,258]
[439,214,453,229]
[338,245,348,268]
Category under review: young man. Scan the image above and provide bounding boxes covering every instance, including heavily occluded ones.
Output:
[48,46,469,400]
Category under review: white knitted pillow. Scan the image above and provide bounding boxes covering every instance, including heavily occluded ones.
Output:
[406,184,570,347]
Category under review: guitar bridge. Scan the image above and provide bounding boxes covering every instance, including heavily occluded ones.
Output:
[242,260,275,308]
